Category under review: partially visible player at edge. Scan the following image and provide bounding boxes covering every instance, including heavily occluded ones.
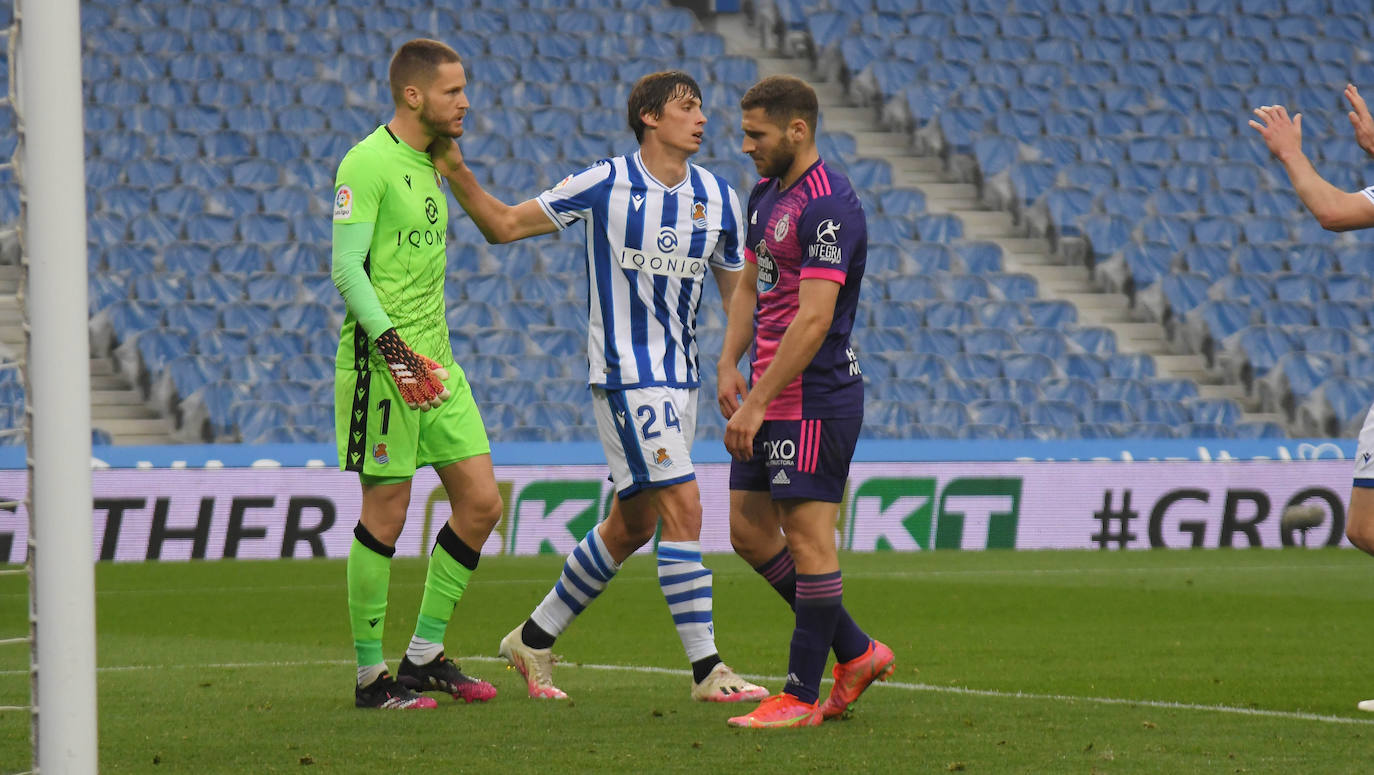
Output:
[718,75,894,729]
[430,70,768,704]
[331,39,501,710]
[1250,84,1374,712]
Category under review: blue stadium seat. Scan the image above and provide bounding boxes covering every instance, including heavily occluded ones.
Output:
[89,274,128,316]
[165,301,218,333]
[909,328,960,357]
[128,327,193,375]
[937,274,991,301]
[1026,300,1077,329]
[1234,325,1295,382]
[104,245,157,274]
[473,329,531,357]
[923,300,976,329]
[975,301,1026,329]
[1026,399,1079,426]
[883,379,934,404]
[1066,326,1117,355]
[866,400,914,432]
[164,355,225,403]
[907,243,954,274]
[196,329,252,359]
[1107,354,1156,379]
[952,353,1001,380]
[1261,301,1315,327]
[1188,398,1243,425]
[528,327,582,358]
[1297,327,1357,355]
[962,328,1017,354]
[132,274,187,305]
[1076,214,1134,260]
[1324,273,1372,302]
[231,400,290,443]
[996,352,1053,382]
[863,327,911,352]
[1096,378,1148,405]
[1138,399,1190,426]
[276,301,333,332]
[251,331,307,360]
[243,273,302,305]
[1160,273,1211,320]
[1304,376,1372,436]
[981,378,1041,405]
[1212,274,1273,307]
[1315,301,1365,330]
[914,400,971,429]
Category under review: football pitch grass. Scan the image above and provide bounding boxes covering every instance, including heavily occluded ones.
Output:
[3,549,1374,773]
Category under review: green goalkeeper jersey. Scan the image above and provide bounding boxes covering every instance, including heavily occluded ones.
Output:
[332,125,453,373]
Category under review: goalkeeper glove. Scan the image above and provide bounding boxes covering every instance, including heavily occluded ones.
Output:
[375,328,451,411]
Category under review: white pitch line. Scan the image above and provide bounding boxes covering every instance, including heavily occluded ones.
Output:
[1,655,1369,726]
[1,562,1361,600]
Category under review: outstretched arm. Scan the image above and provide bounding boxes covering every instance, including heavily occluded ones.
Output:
[430,137,558,244]
[1249,103,1374,231]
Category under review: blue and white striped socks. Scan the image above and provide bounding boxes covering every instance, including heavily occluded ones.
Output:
[657,540,717,663]
[529,523,622,639]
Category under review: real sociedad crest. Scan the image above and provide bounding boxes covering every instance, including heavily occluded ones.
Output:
[691,200,708,229]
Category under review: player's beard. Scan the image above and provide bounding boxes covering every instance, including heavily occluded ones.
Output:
[419,102,463,139]
[756,135,796,180]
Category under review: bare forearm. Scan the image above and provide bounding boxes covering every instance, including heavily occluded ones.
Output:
[1278,150,1362,230]
[442,162,517,243]
[719,281,756,368]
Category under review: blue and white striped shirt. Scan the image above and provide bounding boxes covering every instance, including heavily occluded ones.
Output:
[537,151,744,389]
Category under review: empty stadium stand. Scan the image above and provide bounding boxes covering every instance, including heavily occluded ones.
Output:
[1,0,1351,444]
[737,0,1370,439]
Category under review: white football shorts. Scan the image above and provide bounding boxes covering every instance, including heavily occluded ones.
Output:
[1355,402,1374,488]
[591,385,697,498]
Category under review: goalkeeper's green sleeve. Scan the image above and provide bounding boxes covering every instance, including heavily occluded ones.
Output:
[331,221,395,340]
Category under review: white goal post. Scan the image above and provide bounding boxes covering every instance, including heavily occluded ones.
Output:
[12,0,98,772]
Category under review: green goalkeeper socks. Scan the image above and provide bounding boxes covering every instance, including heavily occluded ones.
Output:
[347,523,394,669]
[413,523,479,647]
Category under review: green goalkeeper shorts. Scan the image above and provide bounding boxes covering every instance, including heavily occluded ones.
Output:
[335,363,491,481]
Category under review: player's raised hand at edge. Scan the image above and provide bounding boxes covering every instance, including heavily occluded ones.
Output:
[1345,84,1374,158]
[375,328,451,411]
[1248,104,1304,162]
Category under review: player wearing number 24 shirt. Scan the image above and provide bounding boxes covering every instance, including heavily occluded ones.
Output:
[432,69,768,704]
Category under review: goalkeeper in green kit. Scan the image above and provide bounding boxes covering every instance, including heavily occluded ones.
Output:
[332,38,501,709]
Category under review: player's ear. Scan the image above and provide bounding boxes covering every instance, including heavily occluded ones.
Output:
[403,84,422,110]
[639,109,660,131]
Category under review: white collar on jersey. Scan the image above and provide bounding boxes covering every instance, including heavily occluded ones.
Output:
[632,150,689,194]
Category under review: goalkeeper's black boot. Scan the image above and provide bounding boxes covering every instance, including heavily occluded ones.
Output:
[397,652,497,703]
[355,672,438,709]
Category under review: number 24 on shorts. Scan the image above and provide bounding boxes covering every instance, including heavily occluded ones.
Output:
[635,401,681,440]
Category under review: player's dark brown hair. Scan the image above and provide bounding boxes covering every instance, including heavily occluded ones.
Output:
[626,71,703,143]
[388,38,462,106]
[740,75,818,135]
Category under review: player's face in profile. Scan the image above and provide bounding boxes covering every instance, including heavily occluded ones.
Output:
[419,61,469,139]
[740,107,794,179]
[651,89,706,155]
